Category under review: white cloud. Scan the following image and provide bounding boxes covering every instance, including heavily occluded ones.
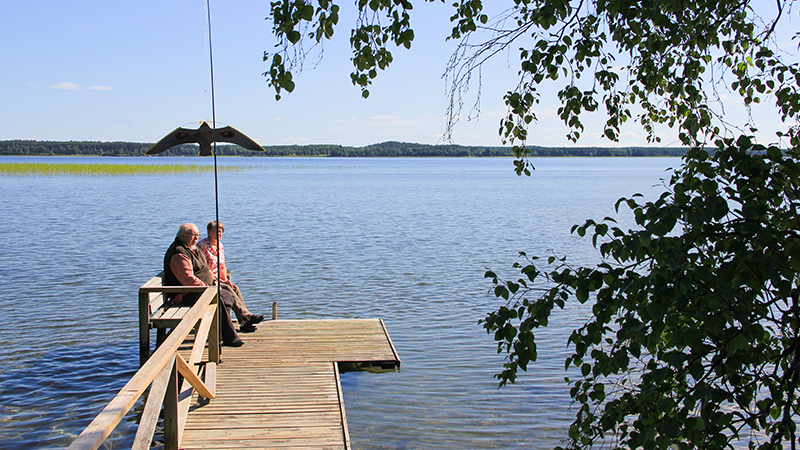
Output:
[365,115,430,128]
[51,82,81,90]
[621,131,644,141]
[284,137,308,142]
[369,115,402,121]
[50,82,113,90]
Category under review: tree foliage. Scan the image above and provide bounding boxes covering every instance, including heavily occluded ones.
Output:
[263,0,800,448]
[485,138,800,448]
[264,0,799,152]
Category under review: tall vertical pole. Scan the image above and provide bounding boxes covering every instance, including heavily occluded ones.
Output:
[206,0,223,348]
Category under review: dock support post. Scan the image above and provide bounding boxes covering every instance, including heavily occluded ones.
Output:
[272,301,277,320]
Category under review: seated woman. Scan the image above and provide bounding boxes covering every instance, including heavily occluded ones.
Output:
[197,221,265,332]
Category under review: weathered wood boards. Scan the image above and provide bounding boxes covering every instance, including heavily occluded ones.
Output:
[179,319,400,450]
[68,288,219,450]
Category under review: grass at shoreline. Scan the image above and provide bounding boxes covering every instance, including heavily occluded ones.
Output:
[0,162,251,176]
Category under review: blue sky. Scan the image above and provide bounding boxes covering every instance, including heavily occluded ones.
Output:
[0,1,794,148]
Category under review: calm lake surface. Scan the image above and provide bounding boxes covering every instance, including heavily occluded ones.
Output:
[0,156,680,449]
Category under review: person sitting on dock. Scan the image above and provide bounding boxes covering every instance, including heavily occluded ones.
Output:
[197,220,265,332]
[163,223,244,347]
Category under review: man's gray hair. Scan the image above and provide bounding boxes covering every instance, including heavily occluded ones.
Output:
[177,223,195,237]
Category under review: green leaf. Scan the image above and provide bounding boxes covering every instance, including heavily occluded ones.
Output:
[494,285,509,300]
[301,4,314,21]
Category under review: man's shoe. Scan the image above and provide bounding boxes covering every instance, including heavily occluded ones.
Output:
[249,314,265,325]
[240,323,257,333]
[222,338,244,347]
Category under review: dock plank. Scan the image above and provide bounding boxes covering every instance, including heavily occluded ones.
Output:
[179,319,399,450]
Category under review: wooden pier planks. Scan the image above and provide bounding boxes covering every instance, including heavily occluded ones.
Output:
[179,319,400,449]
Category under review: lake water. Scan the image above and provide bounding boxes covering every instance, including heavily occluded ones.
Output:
[0,156,679,449]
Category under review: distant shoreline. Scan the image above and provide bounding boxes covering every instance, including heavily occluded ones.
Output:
[0,140,688,158]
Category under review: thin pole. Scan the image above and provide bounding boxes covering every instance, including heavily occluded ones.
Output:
[206,0,224,343]
[206,0,220,257]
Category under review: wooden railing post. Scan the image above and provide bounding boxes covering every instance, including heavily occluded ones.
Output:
[163,357,179,450]
[138,290,151,367]
[131,354,176,450]
[209,293,220,363]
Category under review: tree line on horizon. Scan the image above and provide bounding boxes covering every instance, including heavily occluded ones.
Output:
[0,139,688,158]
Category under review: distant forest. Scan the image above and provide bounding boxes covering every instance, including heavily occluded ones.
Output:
[0,140,688,158]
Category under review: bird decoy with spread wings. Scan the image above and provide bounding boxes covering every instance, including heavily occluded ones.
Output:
[146,121,264,156]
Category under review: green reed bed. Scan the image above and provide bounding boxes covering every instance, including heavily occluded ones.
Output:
[0,162,253,176]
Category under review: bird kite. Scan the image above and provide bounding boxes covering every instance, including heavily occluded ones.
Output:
[146,121,264,156]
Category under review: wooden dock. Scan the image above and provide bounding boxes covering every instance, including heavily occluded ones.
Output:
[68,284,400,450]
[178,318,400,450]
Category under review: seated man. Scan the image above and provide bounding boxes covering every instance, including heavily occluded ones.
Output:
[163,223,243,347]
[197,221,265,332]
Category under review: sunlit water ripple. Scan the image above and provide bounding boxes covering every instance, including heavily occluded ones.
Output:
[0,156,678,449]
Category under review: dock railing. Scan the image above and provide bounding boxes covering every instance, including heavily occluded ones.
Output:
[68,286,220,450]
